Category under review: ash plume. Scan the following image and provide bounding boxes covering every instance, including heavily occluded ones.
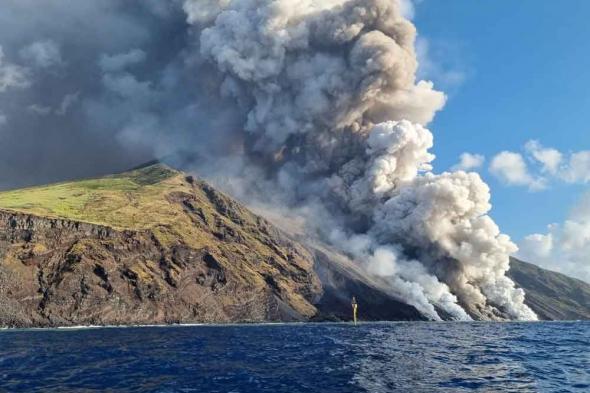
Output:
[0,0,537,320]
[183,0,536,320]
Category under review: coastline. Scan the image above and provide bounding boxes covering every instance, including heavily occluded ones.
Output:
[1,319,582,332]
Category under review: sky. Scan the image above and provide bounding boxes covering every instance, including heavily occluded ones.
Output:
[409,1,590,279]
[0,0,587,282]
[413,0,590,238]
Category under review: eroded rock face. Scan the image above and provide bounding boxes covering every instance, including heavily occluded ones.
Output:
[0,205,321,327]
[0,165,431,327]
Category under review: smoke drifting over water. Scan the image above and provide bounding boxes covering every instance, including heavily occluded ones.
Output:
[0,0,536,320]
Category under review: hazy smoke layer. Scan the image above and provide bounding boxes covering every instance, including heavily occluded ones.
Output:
[0,1,239,189]
[0,0,536,320]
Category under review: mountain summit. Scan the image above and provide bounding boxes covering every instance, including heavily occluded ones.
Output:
[0,164,587,327]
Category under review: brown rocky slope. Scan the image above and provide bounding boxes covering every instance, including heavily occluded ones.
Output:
[0,164,421,327]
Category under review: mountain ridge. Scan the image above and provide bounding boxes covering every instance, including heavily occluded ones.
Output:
[0,163,423,327]
[0,164,322,326]
[508,258,590,320]
[0,163,587,326]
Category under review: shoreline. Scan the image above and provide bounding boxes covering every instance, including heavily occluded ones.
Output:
[1,319,582,332]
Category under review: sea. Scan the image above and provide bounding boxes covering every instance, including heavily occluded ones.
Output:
[0,322,588,392]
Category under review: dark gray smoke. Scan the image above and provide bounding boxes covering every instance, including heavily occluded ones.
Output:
[0,0,536,320]
[0,0,239,189]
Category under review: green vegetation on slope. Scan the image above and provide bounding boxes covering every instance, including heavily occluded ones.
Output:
[0,164,182,230]
[0,163,229,250]
[0,163,306,287]
[2,163,274,255]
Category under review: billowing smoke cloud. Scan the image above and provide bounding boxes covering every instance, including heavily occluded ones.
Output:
[0,0,536,320]
[181,0,536,320]
[452,152,485,172]
[0,1,214,189]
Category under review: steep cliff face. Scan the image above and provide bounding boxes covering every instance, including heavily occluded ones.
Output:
[0,165,322,327]
[0,163,424,327]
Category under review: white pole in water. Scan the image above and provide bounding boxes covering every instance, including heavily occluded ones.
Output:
[352,296,358,325]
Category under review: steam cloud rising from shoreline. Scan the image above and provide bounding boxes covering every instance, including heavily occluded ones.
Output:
[0,0,537,320]
[183,0,536,320]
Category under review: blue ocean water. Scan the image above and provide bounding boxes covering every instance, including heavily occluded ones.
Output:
[0,322,588,392]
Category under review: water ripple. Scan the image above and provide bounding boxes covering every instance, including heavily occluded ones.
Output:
[0,322,588,392]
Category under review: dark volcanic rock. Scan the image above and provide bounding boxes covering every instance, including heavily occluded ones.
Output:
[0,164,425,327]
[0,209,321,327]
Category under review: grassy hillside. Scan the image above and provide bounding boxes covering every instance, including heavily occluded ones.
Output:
[0,163,254,250]
[0,164,181,230]
[0,162,319,300]
[509,258,590,320]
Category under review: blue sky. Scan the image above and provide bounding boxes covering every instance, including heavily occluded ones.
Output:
[412,1,590,242]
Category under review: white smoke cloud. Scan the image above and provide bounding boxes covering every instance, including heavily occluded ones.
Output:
[0,46,30,92]
[452,152,485,171]
[489,151,546,191]
[197,0,445,152]
[518,192,590,284]
[365,246,471,320]
[184,0,536,321]
[19,40,64,69]
[370,169,536,320]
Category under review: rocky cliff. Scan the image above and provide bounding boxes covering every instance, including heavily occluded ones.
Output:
[0,164,421,327]
[0,164,325,327]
